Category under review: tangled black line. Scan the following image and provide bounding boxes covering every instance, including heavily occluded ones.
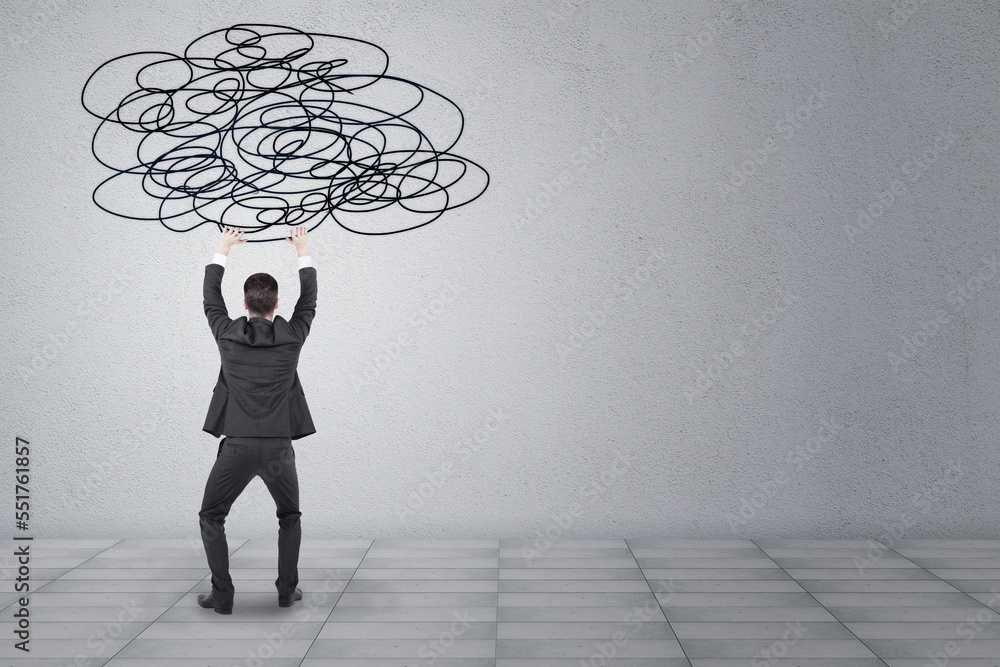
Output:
[80,24,490,239]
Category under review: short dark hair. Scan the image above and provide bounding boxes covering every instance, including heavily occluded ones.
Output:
[244,273,278,317]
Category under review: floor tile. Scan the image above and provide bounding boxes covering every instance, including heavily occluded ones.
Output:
[10,536,1000,664]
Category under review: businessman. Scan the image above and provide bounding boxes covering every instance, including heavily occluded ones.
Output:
[197,225,317,615]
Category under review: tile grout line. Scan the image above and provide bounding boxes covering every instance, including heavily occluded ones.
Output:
[295,538,375,667]
[101,537,249,663]
[749,538,892,667]
[494,539,500,665]
[16,538,1000,663]
[0,538,125,614]
[877,541,1000,613]
[624,538,693,666]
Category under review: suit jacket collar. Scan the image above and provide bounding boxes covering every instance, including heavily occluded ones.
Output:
[248,316,275,325]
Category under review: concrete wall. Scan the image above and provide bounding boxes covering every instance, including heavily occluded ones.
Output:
[2,0,997,540]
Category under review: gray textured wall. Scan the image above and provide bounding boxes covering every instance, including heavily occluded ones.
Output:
[2,0,997,540]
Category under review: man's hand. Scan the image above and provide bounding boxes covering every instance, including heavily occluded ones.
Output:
[285,227,309,257]
[217,225,247,255]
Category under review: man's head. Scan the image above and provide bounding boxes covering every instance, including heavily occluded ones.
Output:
[243,272,280,321]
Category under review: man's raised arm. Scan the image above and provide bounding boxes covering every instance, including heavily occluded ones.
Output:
[286,227,316,341]
[204,226,246,339]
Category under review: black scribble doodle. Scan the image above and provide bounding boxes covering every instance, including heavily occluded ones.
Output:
[80,24,490,239]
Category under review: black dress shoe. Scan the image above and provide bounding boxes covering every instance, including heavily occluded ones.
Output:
[278,587,303,607]
[197,591,233,615]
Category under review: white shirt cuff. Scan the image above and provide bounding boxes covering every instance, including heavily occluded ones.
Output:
[212,253,227,267]
[298,255,312,269]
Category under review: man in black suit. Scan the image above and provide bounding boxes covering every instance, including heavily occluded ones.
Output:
[197,225,317,615]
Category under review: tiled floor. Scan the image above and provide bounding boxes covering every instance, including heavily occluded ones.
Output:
[1,539,1000,666]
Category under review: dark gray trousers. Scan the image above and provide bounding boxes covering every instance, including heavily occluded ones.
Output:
[199,435,301,603]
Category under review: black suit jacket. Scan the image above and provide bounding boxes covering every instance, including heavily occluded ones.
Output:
[202,262,317,440]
